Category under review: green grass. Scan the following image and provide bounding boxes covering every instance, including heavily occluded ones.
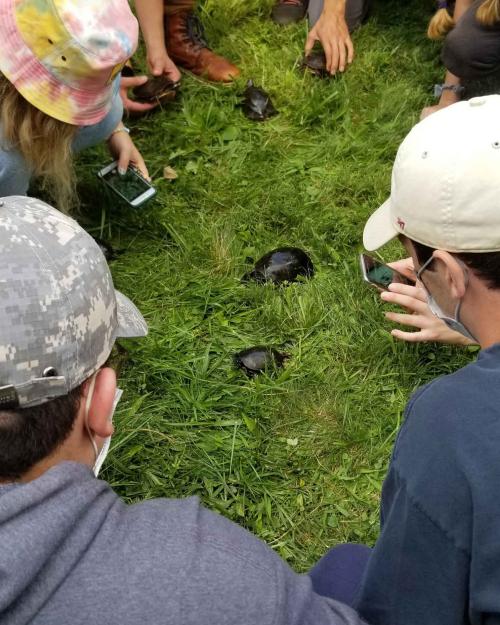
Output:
[75,0,477,571]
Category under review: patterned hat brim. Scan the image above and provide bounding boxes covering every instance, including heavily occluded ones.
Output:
[115,290,148,339]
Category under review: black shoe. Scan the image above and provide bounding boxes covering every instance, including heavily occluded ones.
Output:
[271,0,309,25]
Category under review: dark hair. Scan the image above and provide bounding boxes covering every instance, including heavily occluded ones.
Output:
[412,240,500,290]
[0,385,83,480]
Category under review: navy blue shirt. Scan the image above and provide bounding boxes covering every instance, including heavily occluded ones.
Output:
[355,343,500,625]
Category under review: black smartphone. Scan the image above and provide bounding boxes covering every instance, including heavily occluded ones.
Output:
[98,161,156,207]
[360,253,416,291]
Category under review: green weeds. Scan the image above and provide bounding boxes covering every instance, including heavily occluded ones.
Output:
[75,0,474,571]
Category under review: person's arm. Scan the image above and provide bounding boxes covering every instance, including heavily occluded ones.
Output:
[305,0,354,75]
[421,70,462,119]
[107,122,149,180]
[134,0,181,81]
[421,0,473,119]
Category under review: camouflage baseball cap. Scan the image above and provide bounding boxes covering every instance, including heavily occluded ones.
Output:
[0,196,148,409]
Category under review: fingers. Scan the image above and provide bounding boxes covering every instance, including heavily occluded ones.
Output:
[346,36,354,65]
[385,311,425,329]
[120,75,148,89]
[125,99,158,113]
[131,151,150,181]
[305,30,317,56]
[381,289,428,314]
[387,282,427,302]
[387,257,415,279]
[390,329,428,343]
[117,149,130,176]
[167,62,182,83]
[151,63,162,77]
[324,41,335,74]
[338,40,347,73]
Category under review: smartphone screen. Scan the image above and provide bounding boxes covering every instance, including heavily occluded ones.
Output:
[360,254,415,290]
[100,167,152,204]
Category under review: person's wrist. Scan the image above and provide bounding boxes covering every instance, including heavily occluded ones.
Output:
[107,123,130,141]
[322,0,346,16]
[147,42,168,58]
[439,91,460,107]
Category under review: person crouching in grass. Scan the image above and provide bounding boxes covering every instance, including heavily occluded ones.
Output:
[347,95,500,625]
[0,0,149,211]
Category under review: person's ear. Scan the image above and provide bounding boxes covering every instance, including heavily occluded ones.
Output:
[84,368,117,439]
[433,250,467,300]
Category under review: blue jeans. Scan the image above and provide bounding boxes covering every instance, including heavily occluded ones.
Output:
[0,93,123,197]
[309,543,372,606]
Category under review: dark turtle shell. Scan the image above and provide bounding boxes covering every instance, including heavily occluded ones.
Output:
[301,52,329,78]
[243,247,314,284]
[93,237,123,262]
[241,80,278,121]
[133,76,180,104]
[235,347,287,377]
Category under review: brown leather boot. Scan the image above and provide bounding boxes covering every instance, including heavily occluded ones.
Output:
[165,11,240,83]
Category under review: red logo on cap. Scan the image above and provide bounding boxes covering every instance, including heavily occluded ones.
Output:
[396,217,405,230]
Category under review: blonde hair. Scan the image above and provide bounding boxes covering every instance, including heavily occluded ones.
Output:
[428,0,500,39]
[477,0,500,24]
[427,5,455,39]
[0,75,78,211]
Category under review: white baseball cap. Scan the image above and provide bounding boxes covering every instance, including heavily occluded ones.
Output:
[363,95,500,253]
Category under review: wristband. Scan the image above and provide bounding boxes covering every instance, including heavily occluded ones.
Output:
[433,83,465,98]
[108,125,130,140]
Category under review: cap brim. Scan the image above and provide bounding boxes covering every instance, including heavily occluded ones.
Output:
[363,198,398,251]
[115,290,148,338]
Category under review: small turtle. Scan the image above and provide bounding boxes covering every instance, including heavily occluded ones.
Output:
[93,237,123,262]
[242,247,314,284]
[241,80,278,121]
[301,52,329,78]
[235,347,287,377]
[133,76,180,104]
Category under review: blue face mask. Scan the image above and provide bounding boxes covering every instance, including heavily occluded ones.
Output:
[416,255,477,343]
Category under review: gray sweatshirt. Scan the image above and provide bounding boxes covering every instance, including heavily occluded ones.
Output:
[0,462,367,625]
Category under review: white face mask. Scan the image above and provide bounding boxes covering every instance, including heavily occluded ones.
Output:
[416,255,478,344]
[84,372,123,477]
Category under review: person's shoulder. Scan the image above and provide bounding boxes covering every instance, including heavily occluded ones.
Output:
[121,495,282,578]
[404,352,494,430]
[99,495,350,625]
[393,347,500,482]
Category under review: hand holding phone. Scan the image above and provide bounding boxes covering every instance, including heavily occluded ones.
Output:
[98,162,156,207]
[360,254,416,291]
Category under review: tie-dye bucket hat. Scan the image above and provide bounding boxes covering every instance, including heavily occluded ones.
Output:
[0,0,138,126]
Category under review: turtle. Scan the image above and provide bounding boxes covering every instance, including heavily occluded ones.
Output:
[242,247,314,284]
[93,237,123,262]
[241,80,278,121]
[132,76,180,104]
[301,51,329,78]
[235,347,288,377]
